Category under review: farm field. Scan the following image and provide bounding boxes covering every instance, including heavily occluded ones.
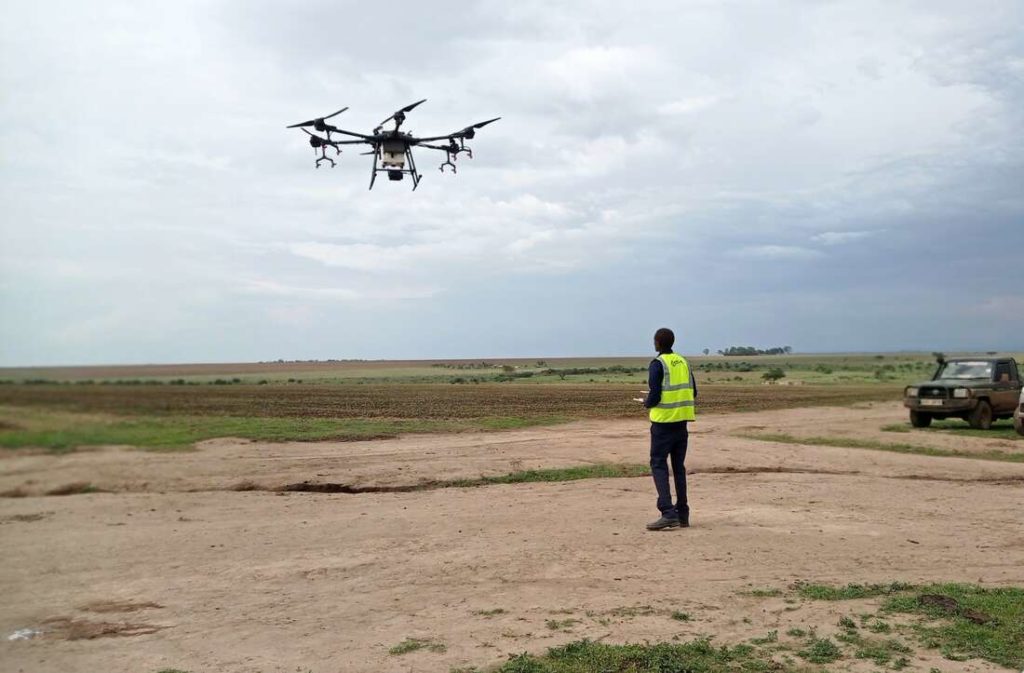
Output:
[1,355,1022,673]
[1,402,1022,673]
[4,352,1020,386]
[0,383,902,452]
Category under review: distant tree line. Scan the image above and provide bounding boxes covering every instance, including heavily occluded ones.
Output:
[717,346,793,356]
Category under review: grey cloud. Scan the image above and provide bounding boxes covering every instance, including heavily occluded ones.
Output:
[1,0,1022,365]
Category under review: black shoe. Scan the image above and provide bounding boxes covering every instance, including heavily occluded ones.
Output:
[646,515,681,531]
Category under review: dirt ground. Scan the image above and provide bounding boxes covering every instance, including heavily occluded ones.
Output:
[1,402,1022,673]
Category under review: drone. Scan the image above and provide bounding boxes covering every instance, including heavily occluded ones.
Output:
[287,100,500,190]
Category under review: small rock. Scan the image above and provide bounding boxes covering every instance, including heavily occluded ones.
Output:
[7,629,42,641]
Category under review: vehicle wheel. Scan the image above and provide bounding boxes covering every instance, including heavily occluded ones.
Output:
[968,401,993,430]
[909,411,932,428]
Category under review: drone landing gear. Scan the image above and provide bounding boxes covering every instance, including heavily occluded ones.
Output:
[315,152,336,169]
[438,139,473,174]
[314,145,340,169]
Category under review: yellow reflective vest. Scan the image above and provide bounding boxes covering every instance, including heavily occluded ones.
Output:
[649,352,696,423]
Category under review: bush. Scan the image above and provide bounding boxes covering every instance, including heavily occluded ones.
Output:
[762,368,786,382]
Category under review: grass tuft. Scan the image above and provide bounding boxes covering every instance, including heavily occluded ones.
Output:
[388,637,447,655]
[475,608,507,617]
[544,618,580,631]
[797,637,842,663]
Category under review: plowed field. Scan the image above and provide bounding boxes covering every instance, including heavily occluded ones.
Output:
[0,383,899,419]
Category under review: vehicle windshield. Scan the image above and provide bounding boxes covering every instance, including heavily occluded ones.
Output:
[936,361,993,380]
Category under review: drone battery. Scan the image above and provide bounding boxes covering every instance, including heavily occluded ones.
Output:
[381,139,407,168]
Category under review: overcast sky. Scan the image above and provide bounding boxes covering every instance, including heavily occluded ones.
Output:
[1,1,1022,365]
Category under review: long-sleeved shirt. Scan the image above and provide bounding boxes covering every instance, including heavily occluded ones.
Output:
[643,351,698,409]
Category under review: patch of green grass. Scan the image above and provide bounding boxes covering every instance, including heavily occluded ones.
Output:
[670,611,691,622]
[830,622,914,666]
[883,420,1021,441]
[797,637,842,663]
[496,638,801,673]
[388,637,447,655]
[797,582,1024,669]
[853,637,912,666]
[882,584,1024,669]
[738,432,1024,462]
[785,628,807,638]
[921,420,1021,441]
[835,630,859,645]
[0,406,569,452]
[796,582,915,601]
[454,463,650,488]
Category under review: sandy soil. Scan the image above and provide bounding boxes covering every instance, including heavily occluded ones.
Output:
[1,402,1021,673]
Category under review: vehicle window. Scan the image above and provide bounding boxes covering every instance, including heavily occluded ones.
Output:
[937,361,993,380]
[995,362,1011,382]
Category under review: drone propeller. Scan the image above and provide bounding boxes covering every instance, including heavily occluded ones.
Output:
[457,117,501,139]
[377,99,427,129]
[287,106,349,132]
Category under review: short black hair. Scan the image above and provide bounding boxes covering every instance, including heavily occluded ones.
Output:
[654,327,675,351]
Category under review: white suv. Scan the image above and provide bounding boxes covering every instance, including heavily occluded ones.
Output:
[1015,389,1024,436]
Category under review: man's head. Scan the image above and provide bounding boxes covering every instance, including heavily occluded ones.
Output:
[653,327,675,353]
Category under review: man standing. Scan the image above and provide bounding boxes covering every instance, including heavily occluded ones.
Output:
[643,327,697,531]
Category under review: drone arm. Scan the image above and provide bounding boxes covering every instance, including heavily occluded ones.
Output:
[412,118,500,144]
[301,129,371,147]
[411,134,461,144]
[324,126,376,140]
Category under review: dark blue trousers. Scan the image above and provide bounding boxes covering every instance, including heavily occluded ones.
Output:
[650,421,689,520]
